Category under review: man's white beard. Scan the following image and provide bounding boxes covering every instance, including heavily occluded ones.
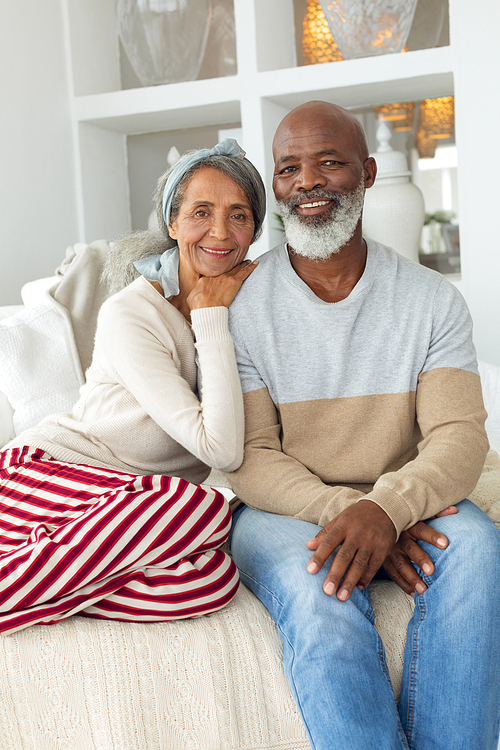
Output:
[277,176,365,261]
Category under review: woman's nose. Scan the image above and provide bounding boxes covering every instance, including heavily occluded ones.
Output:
[209,215,230,240]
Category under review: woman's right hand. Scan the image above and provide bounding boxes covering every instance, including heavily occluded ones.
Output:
[187,260,258,310]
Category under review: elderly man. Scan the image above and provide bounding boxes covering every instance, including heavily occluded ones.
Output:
[226,101,500,750]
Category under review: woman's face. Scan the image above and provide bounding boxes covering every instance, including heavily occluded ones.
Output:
[168,166,255,278]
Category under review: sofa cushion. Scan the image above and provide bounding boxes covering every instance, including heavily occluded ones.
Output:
[0,578,414,750]
[0,303,83,436]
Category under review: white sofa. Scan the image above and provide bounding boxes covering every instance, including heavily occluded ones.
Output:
[1,243,500,750]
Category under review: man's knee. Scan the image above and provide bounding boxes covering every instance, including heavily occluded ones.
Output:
[431,499,500,551]
[425,499,500,587]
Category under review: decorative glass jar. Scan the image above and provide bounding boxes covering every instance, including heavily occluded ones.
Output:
[117,0,212,86]
[319,0,418,59]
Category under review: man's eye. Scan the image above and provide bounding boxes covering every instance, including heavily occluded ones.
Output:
[322,160,340,166]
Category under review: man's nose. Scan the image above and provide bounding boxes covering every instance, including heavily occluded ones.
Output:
[296,163,327,191]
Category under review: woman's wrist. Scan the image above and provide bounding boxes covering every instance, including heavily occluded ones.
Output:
[190,306,230,341]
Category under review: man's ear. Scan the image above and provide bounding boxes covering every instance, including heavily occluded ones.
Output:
[363,157,377,189]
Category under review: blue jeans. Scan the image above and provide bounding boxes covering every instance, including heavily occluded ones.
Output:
[230,499,500,750]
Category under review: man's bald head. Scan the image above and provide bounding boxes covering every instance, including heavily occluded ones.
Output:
[272,101,370,164]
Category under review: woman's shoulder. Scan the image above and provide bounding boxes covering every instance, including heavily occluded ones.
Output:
[98,276,187,339]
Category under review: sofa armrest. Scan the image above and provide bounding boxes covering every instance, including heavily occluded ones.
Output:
[0,390,14,448]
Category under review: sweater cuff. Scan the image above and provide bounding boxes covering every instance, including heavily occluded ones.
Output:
[359,486,413,538]
[191,306,231,342]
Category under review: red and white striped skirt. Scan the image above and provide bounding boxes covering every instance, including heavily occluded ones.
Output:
[0,446,239,635]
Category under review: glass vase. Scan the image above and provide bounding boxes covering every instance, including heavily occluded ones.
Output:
[198,0,237,79]
[319,0,419,60]
[117,0,212,86]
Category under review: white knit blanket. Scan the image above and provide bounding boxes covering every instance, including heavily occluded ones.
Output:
[0,452,498,750]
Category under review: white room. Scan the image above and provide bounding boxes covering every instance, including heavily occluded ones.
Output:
[1,2,500,748]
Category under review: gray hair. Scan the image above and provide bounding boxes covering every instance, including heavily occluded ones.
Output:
[102,151,266,294]
[154,151,266,241]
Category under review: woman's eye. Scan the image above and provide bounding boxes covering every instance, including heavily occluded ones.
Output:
[231,213,246,220]
[194,209,208,217]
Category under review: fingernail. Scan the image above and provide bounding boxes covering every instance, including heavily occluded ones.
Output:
[337,588,349,601]
[422,563,432,575]
[307,562,317,574]
[416,583,426,594]
[437,537,447,548]
[324,582,335,595]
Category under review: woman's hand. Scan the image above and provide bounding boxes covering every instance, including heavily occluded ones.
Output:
[187,260,258,310]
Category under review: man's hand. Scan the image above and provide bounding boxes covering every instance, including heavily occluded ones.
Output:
[305,500,397,601]
[383,507,456,596]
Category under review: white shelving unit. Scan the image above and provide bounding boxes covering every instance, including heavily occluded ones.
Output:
[61,0,500,364]
[62,0,454,247]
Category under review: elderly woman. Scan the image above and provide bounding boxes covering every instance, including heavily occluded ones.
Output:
[0,139,266,635]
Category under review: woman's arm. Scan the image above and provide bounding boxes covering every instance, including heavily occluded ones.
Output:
[93,265,256,472]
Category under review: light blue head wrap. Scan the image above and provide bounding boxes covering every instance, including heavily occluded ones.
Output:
[134,138,246,299]
[162,137,246,228]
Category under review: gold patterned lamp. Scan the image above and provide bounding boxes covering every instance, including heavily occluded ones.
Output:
[415,127,437,159]
[302,0,343,64]
[374,102,415,132]
[416,97,455,158]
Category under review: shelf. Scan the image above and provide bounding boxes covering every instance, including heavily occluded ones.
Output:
[260,47,454,110]
[74,46,453,135]
[74,77,241,135]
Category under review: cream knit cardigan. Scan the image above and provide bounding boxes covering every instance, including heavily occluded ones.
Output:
[7,276,244,484]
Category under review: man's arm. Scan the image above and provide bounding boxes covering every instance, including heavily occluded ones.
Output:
[226,278,488,598]
[225,386,404,600]
[363,367,488,533]
[226,386,367,525]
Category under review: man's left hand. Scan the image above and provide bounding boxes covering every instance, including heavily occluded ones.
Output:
[383,507,457,596]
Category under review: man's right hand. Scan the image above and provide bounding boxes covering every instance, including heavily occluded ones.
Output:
[305,500,397,601]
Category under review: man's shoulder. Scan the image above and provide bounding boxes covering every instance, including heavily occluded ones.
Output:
[248,242,285,276]
[232,244,285,302]
[368,239,460,300]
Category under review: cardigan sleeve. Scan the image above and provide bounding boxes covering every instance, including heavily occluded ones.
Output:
[95,297,245,472]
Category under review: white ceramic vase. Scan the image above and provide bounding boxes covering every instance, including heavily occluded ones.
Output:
[117,0,212,86]
[363,121,425,264]
[319,0,419,59]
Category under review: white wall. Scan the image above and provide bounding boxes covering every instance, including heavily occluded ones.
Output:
[0,0,78,304]
[1,0,499,366]
[451,1,500,365]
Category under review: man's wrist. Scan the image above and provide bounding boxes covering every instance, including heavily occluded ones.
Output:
[356,497,399,539]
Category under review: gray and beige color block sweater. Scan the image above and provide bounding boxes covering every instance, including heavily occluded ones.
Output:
[227,240,489,536]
